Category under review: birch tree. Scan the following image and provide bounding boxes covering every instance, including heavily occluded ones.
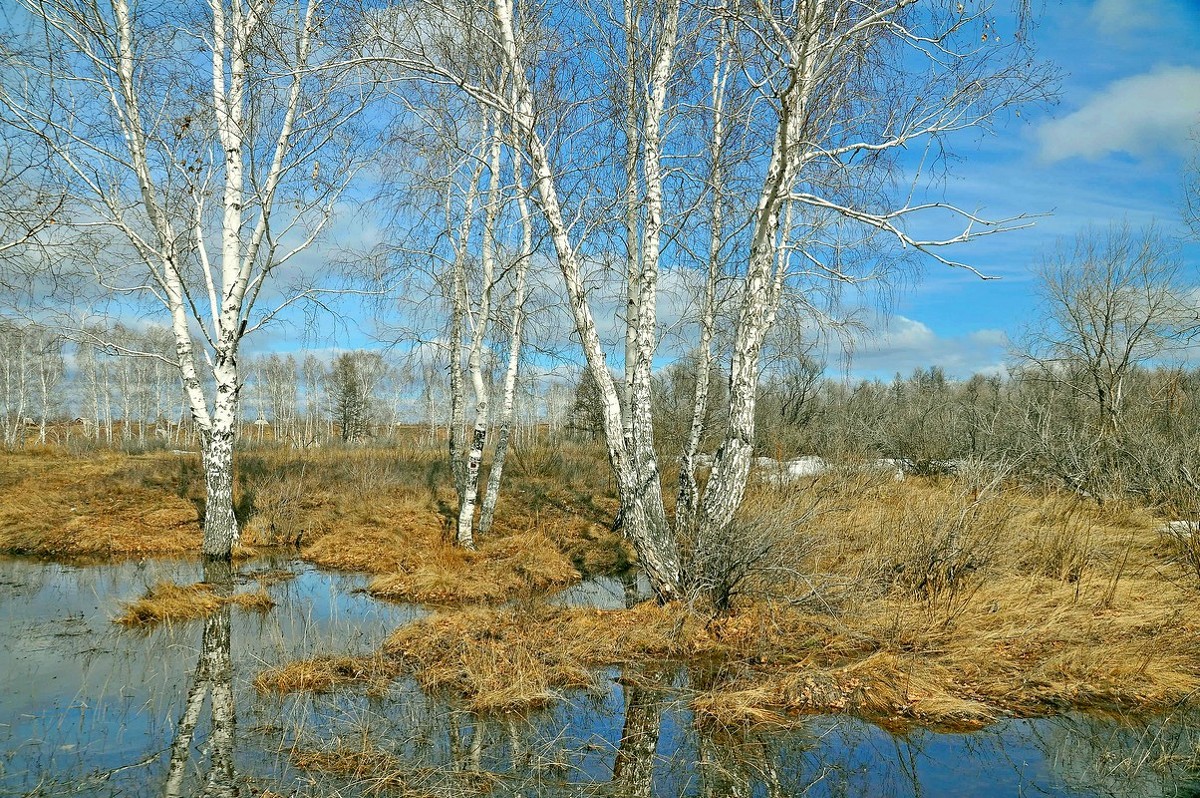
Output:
[366,36,536,546]
[365,0,1052,601]
[261,353,300,445]
[31,326,65,444]
[4,0,373,557]
[477,161,534,536]
[0,320,31,447]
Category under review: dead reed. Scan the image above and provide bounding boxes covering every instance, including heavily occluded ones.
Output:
[12,445,1200,731]
[0,451,201,557]
[365,472,1200,730]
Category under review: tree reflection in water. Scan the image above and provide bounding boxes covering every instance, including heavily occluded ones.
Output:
[612,666,668,798]
[7,556,1200,797]
[163,558,238,798]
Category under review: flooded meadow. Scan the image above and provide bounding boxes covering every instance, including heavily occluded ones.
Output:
[3,555,1199,797]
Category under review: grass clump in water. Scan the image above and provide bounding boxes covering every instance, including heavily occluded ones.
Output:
[368,530,581,605]
[253,655,400,694]
[114,580,274,626]
[382,602,704,713]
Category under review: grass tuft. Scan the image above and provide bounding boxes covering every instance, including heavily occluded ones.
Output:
[253,655,400,694]
[114,581,224,625]
[114,581,275,626]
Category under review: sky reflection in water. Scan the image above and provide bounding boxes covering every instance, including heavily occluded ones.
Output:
[1,556,1198,797]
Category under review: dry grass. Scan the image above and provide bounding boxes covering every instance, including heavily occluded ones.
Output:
[0,450,201,557]
[680,476,1200,729]
[289,746,417,795]
[364,473,1200,730]
[114,580,275,625]
[229,587,277,612]
[114,580,225,625]
[0,446,624,605]
[252,447,622,604]
[290,743,502,797]
[382,602,705,713]
[11,445,1200,732]
[253,655,401,694]
[367,531,581,605]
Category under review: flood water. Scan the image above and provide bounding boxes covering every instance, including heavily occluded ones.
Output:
[2,555,1199,797]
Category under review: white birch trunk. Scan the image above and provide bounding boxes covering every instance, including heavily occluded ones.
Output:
[493,0,682,600]
[447,142,487,509]
[12,342,28,448]
[479,160,533,537]
[698,26,814,538]
[201,359,240,557]
[623,0,681,586]
[677,16,729,533]
[456,111,504,548]
[620,0,641,455]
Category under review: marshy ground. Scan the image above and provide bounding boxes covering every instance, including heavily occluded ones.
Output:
[3,443,1200,795]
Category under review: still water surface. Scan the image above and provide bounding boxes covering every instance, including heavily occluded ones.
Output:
[1,556,1198,797]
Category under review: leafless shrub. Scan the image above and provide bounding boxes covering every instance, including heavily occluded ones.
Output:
[682,488,822,613]
[878,466,1016,619]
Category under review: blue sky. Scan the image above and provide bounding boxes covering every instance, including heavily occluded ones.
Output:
[240,0,1200,385]
[846,0,1200,378]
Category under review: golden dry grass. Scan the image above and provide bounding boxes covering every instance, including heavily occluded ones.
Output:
[229,587,277,612]
[114,580,224,625]
[682,475,1200,729]
[289,746,414,794]
[253,655,400,694]
[13,446,1200,731]
[0,450,201,557]
[114,581,275,625]
[366,531,581,605]
[361,472,1200,729]
[290,743,497,797]
[244,446,625,603]
[0,445,623,604]
[381,602,706,713]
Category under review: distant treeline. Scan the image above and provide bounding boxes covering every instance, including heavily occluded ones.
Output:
[0,319,569,448]
[5,317,1199,512]
[571,358,1200,511]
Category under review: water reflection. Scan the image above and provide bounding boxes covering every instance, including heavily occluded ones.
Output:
[162,559,236,798]
[3,556,1200,797]
[613,667,669,797]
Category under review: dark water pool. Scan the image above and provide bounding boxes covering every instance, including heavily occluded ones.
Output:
[1,556,1198,797]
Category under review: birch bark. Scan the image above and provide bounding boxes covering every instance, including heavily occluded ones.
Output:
[676,13,729,534]
[493,0,683,601]
[479,156,533,536]
[447,138,487,507]
[456,110,505,548]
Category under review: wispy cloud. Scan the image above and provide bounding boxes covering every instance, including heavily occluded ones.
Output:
[1088,0,1160,37]
[841,315,1009,379]
[1037,65,1200,162]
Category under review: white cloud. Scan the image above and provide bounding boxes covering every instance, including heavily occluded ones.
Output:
[843,316,1009,379]
[1089,0,1159,36]
[1037,65,1200,162]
